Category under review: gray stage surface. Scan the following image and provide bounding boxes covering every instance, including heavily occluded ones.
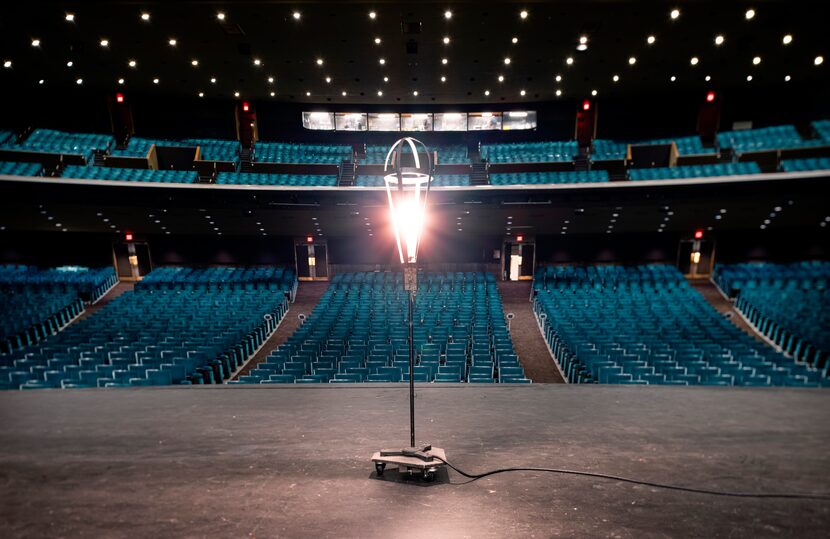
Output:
[1,386,829,538]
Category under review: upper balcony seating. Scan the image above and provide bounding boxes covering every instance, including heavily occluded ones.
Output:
[533,264,828,387]
[255,141,351,164]
[216,172,337,186]
[236,271,529,384]
[812,120,830,143]
[780,157,830,173]
[490,170,608,185]
[0,129,113,161]
[714,261,830,371]
[481,141,577,163]
[591,139,628,160]
[716,125,823,153]
[0,130,13,145]
[640,136,716,155]
[61,165,199,183]
[355,174,470,187]
[628,162,761,181]
[363,144,469,164]
[0,266,292,390]
[0,161,43,177]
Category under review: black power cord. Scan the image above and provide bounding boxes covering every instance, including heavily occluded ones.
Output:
[433,457,830,500]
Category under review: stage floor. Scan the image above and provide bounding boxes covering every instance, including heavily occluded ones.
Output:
[1,385,829,538]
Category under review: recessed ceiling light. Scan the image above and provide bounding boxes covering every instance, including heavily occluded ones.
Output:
[566,57,574,65]
[118,78,125,84]
[210,77,217,83]
[153,78,159,84]
[379,58,386,65]
[375,37,381,45]
[31,39,40,47]
[504,57,511,65]
[443,36,451,44]
[576,44,588,51]
[782,34,793,45]
[441,75,446,82]
[670,75,676,82]
[293,11,301,20]
[498,74,505,82]
[555,75,562,82]
[306,91,311,96]
[715,35,725,46]
[690,56,699,65]
[520,10,528,19]
[65,13,75,22]
[325,76,331,83]
[555,89,562,96]
[341,91,347,96]
[484,89,490,96]
[628,56,637,65]
[191,59,199,66]
[198,92,204,97]
[705,75,711,81]
[512,37,518,44]
[753,56,761,65]
[140,12,150,21]
[377,90,383,96]
[647,35,656,45]
[745,9,755,20]
[670,8,680,19]
[413,90,418,96]
[591,89,598,96]
[520,89,526,96]
[784,75,791,81]
[217,12,226,21]
[442,58,448,65]
[38,79,44,84]
[316,58,323,66]
[268,76,274,83]
[815,56,824,66]
[612,74,619,82]
[270,91,276,97]
[100,39,109,47]
[369,11,376,20]
[234,91,240,97]
[746,75,753,81]
[128,60,137,67]
[383,76,389,82]
[254,58,262,66]
[66,61,73,67]
[75,78,83,85]
[168,39,177,46]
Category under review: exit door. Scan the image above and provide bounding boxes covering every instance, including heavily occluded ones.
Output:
[295,241,328,280]
[677,239,715,277]
[503,241,535,281]
[112,241,152,281]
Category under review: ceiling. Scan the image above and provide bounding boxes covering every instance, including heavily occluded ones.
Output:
[1,175,828,240]
[1,1,828,105]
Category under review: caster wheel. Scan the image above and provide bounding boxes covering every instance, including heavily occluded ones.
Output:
[422,470,435,482]
[375,462,386,476]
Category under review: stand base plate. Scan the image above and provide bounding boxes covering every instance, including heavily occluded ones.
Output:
[371,447,447,481]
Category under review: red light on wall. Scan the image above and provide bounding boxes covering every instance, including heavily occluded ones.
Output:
[125,232,133,241]
[516,235,524,242]
[706,91,716,103]
[242,101,250,112]
[582,100,591,111]
[306,236,313,243]
[116,93,124,103]
[694,229,704,239]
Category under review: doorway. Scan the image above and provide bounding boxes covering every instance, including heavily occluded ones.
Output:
[677,239,715,277]
[295,239,329,280]
[502,240,535,281]
[112,241,152,281]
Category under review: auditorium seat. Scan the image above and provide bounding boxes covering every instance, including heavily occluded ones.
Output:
[780,158,830,173]
[1,266,293,390]
[255,141,351,164]
[489,170,608,185]
[0,128,114,161]
[216,172,337,186]
[185,138,240,162]
[628,162,761,181]
[241,271,526,384]
[533,264,828,387]
[714,261,830,371]
[639,136,716,155]
[109,137,192,158]
[812,120,830,143]
[0,161,43,177]
[591,139,628,160]
[481,141,577,163]
[716,125,822,153]
[61,165,199,183]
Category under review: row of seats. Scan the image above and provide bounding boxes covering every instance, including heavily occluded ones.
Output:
[186,138,240,162]
[780,158,830,173]
[716,125,824,153]
[0,264,117,300]
[255,141,351,164]
[355,174,470,187]
[640,136,716,155]
[235,272,530,384]
[0,266,292,390]
[714,262,829,369]
[814,120,830,143]
[0,161,42,177]
[363,144,469,165]
[533,264,828,386]
[490,170,609,185]
[481,141,577,163]
[0,129,113,161]
[109,137,190,158]
[628,162,761,181]
[61,165,199,183]
[591,139,628,160]
[140,266,296,294]
[216,172,337,186]
[0,130,14,145]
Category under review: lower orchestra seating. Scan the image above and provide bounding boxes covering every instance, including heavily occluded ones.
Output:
[489,170,608,185]
[715,262,829,370]
[356,174,470,187]
[533,264,828,386]
[0,265,117,354]
[0,161,43,177]
[236,271,529,384]
[216,172,337,186]
[0,266,292,390]
[481,141,577,163]
[62,165,199,183]
[628,162,761,181]
[780,157,830,173]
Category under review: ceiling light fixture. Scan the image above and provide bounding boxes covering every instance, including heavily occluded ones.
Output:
[555,75,562,82]
[591,89,598,96]
[75,78,83,85]
[753,56,761,65]
[293,11,301,20]
[520,89,526,96]
[217,12,225,21]
[168,39,177,46]
[118,78,125,84]
[31,39,40,47]
[690,56,699,65]
[746,75,753,81]
[191,59,199,66]
[745,9,756,20]
[383,76,389,82]
[484,89,490,96]
[413,90,418,96]
[555,89,562,96]
[498,74,504,82]
[441,76,446,82]
[628,56,637,65]
[65,13,75,22]
[566,57,574,65]
[504,57,511,65]
[782,34,793,45]
[254,58,262,66]
[512,37,518,44]
[140,12,150,21]
[379,58,386,65]
[647,35,656,45]
[612,74,619,82]
[444,10,452,20]
[128,59,137,67]
[784,75,791,81]
[234,91,240,97]
[268,76,274,83]
[520,10,528,19]
[443,36,450,44]
[210,77,217,83]
[670,8,680,20]
[715,35,725,46]
[316,58,323,66]
[442,58,448,65]
[377,90,383,96]
[369,11,376,20]
[153,78,159,84]
[100,39,109,47]
[815,56,824,66]
[325,76,331,83]
[375,37,382,45]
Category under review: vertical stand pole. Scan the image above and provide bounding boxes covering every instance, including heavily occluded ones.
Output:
[408,289,415,448]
